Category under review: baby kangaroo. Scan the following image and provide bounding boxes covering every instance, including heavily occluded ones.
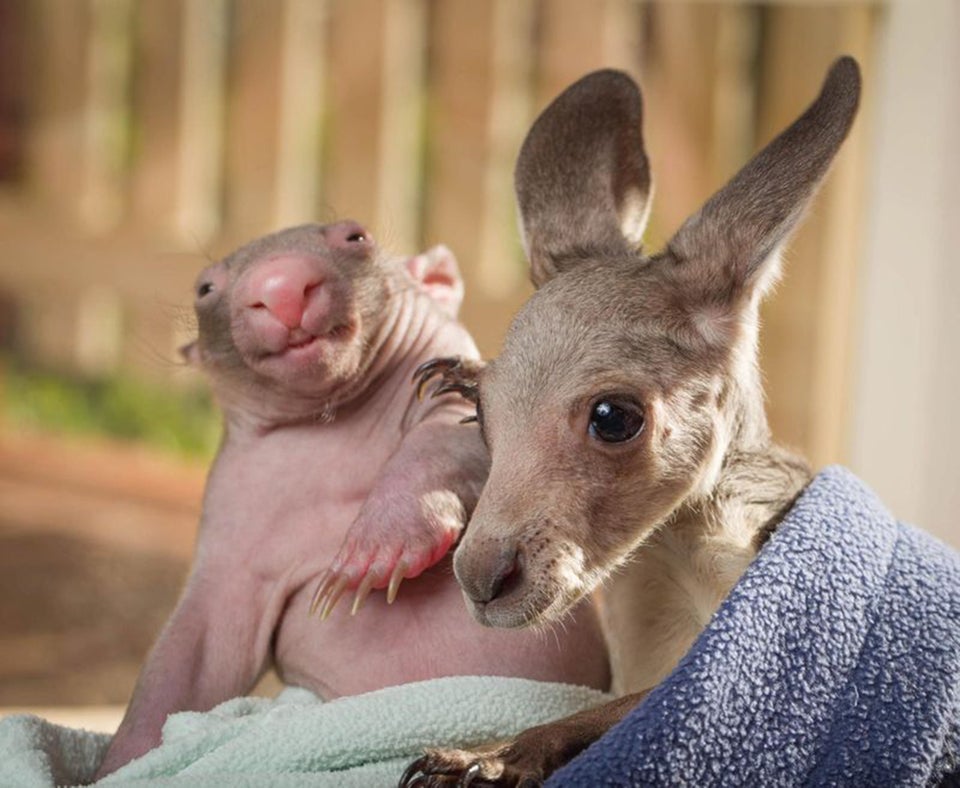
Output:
[402,57,861,786]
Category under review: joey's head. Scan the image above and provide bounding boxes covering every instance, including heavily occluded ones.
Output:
[182,221,464,426]
[451,60,861,628]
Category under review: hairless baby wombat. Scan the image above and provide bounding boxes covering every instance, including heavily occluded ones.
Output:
[95,221,609,777]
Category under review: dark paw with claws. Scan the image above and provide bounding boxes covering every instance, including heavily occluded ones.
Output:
[399,741,549,787]
[398,693,647,788]
[414,356,484,415]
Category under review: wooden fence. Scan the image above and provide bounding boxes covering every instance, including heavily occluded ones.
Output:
[0,0,878,467]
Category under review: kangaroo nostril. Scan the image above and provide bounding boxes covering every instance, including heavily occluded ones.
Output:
[489,564,515,601]
[485,547,523,603]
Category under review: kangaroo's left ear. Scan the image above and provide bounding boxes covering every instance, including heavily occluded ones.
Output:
[404,245,465,318]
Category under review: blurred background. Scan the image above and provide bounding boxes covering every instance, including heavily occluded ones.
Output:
[0,0,957,732]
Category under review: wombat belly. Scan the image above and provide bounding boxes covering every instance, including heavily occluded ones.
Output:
[273,559,610,697]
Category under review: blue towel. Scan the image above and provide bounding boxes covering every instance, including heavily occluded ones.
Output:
[550,466,960,787]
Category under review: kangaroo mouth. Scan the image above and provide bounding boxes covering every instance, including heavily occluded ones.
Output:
[463,567,577,629]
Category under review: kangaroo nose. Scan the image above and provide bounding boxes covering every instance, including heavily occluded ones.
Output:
[245,256,322,329]
[455,543,522,604]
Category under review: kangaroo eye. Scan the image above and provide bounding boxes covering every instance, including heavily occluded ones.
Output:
[589,399,644,443]
[197,282,214,298]
[346,232,366,243]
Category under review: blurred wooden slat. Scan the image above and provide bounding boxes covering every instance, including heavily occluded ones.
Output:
[80,0,135,233]
[25,0,91,217]
[0,0,28,182]
[175,0,228,245]
[76,284,124,374]
[0,205,200,379]
[323,0,426,254]
[14,288,83,372]
[641,4,759,248]
[130,0,186,237]
[537,0,642,105]
[377,0,427,253]
[757,6,875,468]
[222,0,284,238]
[426,0,536,356]
[273,0,328,228]
[323,0,388,229]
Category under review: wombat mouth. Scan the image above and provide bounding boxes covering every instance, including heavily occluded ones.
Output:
[269,322,355,358]
[286,333,319,350]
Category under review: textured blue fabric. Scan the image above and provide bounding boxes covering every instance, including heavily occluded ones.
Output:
[549,466,960,787]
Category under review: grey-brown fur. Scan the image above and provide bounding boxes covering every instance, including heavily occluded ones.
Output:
[403,57,861,786]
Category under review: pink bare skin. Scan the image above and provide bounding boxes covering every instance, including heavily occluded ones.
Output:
[95,221,609,779]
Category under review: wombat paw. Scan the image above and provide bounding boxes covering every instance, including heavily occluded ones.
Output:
[413,356,484,408]
[398,744,545,787]
[309,525,458,620]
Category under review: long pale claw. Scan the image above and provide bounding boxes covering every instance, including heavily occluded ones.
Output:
[387,560,408,604]
[320,575,349,621]
[351,572,377,616]
[309,569,332,615]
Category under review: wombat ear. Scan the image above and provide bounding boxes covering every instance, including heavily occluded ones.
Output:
[179,340,201,366]
[404,245,465,318]
[663,57,860,309]
[514,69,652,288]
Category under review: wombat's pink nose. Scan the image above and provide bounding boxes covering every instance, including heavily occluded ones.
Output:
[245,256,322,329]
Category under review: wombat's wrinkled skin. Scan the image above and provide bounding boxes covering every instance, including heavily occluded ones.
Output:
[95,222,609,778]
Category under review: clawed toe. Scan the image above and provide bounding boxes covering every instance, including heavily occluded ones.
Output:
[413,356,481,405]
[398,748,543,788]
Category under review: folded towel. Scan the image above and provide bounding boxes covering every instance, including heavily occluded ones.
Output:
[551,466,960,787]
[0,677,608,787]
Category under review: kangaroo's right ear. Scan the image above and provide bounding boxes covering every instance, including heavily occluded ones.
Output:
[514,69,652,288]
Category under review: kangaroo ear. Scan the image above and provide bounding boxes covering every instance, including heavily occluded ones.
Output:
[665,57,861,304]
[404,245,465,318]
[514,69,652,288]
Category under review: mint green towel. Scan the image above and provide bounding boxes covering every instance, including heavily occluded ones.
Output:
[0,677,609,787]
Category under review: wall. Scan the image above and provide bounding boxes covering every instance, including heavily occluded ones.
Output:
[850,0,960,547]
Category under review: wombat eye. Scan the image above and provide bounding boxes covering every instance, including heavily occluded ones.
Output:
[589,399,644,443]
[197,282,214,298]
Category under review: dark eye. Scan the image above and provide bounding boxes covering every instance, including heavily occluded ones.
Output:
[589,399,644,443]
[346,232,366,243]
[197,282,214,298]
